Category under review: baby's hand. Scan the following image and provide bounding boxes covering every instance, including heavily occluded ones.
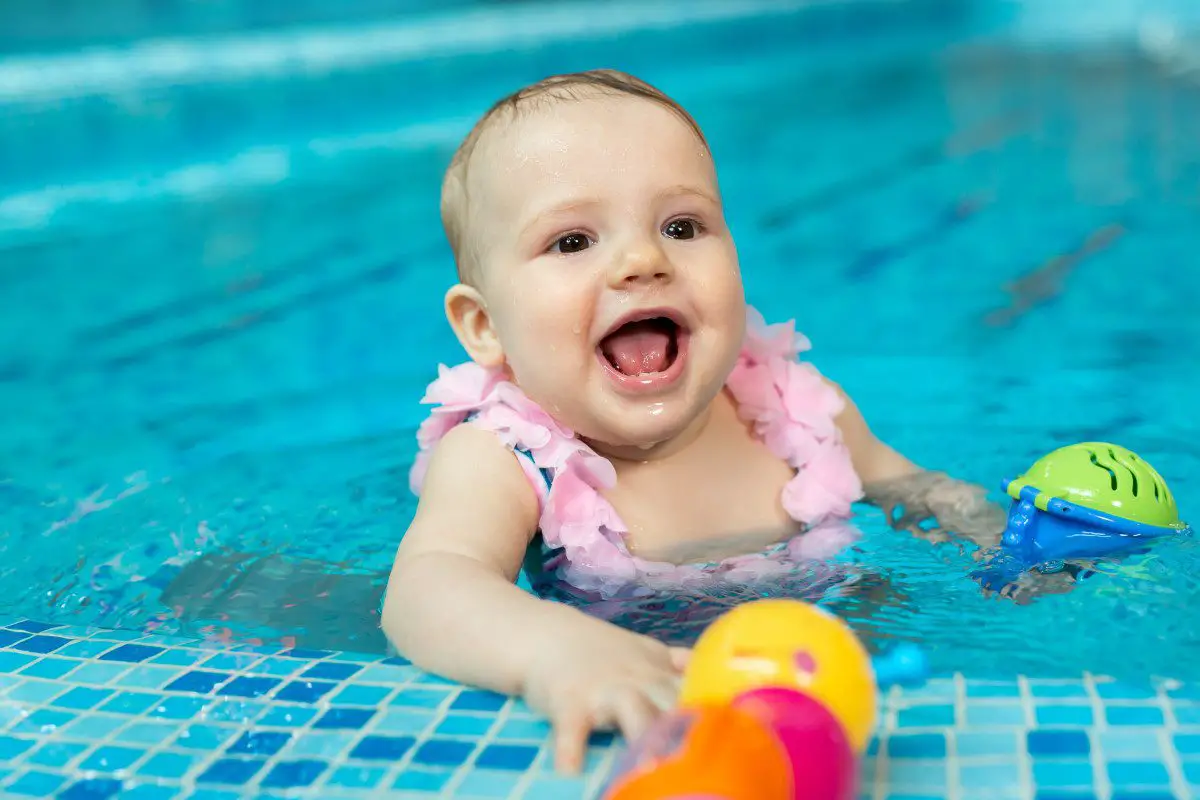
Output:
[866,471,1008,550]
[521,624,689,774]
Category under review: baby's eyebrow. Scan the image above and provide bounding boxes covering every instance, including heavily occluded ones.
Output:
[654,184,720,206]
[518,198,603,240]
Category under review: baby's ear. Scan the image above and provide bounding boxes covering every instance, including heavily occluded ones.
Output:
[445,284,505,368]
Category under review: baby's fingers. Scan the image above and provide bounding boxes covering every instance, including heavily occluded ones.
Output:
[552,706,591,775]
[611,690,662,745]
[668,647,691,672]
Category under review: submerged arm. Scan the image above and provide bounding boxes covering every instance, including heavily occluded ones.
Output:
[828,381,1007,547]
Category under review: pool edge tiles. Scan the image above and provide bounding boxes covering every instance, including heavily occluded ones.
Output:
[0,622,1194,799]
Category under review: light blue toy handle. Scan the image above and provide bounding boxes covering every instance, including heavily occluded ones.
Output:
[872,643,929,688]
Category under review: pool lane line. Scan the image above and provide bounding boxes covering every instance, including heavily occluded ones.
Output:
[982,222,1127,328]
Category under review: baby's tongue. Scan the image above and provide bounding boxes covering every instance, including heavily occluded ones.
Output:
[601,320,671,376]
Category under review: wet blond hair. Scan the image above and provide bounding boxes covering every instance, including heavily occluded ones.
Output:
[440,69,709,284]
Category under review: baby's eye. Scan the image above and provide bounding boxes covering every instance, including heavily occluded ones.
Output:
[552,233,592,254]
[662,218,701,240]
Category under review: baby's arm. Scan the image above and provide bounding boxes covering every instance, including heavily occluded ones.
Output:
[383,425,686,772]
[827,381,1007,547]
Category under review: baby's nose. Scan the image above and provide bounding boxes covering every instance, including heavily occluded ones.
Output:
[611,242,674,287]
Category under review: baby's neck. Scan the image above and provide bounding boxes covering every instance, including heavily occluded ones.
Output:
[582,390,731,464]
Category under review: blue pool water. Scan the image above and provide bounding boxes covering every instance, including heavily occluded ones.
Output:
[2,0,1200,796]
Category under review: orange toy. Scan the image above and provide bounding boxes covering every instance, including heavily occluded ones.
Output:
[604,704,793,800]
[678,599,876,751]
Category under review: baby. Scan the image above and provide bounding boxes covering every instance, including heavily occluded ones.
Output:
[382,70,1013,772]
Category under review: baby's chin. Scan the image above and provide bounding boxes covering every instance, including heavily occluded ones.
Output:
[574,404,704,458]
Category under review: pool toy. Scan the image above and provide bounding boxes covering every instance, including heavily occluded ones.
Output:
[678,598,876,751]
[604,704,794,800]
[604,598,875,800]
[972,442,1191,590]
[730,687,856,800]
[975,443,1190,589]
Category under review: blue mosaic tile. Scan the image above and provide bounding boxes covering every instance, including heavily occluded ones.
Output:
[274,680,335,703]
[216,675,280,698]
[1096,682,1156,700]
[164,671,229,694]
[413,738,475,767]
[967,702,1027,726]
[1036,705,1093,726]
[7,622,59,635]
[100,691,161,715]
[456,769,522,796]
[523,777,590,799]
[498,717,552,740]
[1032,760,1093,788]
[52,687,114,710]
[226,731,291,756]
[147,696,207,720]
[476,743,539,770]
[204,699,266,724]
[119,785,179,800]
[260,759,327,788]
[300,661,362,681]
[149,649,204,667]
[349,735,415,760]
[248,658,306,677]
[1172,705,1200,725]
[80,745,143,771]
[1105,705,1164,726]
[1029,682,1089,699]
[0,632,29,649]
[19,657,80,679]
[1028,730,1090,757]
[959,762,1022,790]
[1174,733,1200,755]
[287,732,355,758]
[329,684,391,706]
[12,709,75,734]
[7,680,66,703]
[66,715,126,739]
[12,636,70,655]
[174,725,236,751]
[0,652,37,673]
[116,722,179,746]
[199,653,260,672]
[388,688,451,709]
[392,768,451,792]
[0,736,35,760]
[314,708,375,730]
[68,663,131,685]
[139,752,199,779]
[6,769,66,796]
[197,758,265,785]
[436,713,496,737]
[888,733,947,759]
[887,759,947,790]
[451,690,508,712]
[327,765,387,789]
[27,742,88,768]
[375,709,437,736]
[1101,731,1165,759]
[114,666,178,690]
[99,644,164,663]
[897,704,955,727]
[1106,761,1170,786]
[277,649,331,660]
[257,706,316,727]
[966,680,1022,698]
[57,641,117,659]
[58,777,123,800]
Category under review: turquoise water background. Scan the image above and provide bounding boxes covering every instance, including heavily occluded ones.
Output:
[1,0,1198,684]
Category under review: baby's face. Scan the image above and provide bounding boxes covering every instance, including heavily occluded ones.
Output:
[465,94,746,452]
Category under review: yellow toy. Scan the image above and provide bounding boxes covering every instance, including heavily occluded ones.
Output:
[678,598,877,751]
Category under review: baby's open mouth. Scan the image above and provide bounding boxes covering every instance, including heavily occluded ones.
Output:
[598,316,682,376]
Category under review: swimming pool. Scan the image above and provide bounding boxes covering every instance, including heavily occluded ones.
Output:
[2,0,1199,796]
